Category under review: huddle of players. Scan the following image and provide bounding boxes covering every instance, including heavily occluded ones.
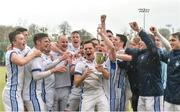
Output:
[3,21,180,111]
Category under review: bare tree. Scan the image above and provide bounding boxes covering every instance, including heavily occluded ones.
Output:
[0,25,15,51]
[28,24,39,36]
[58,21,72,35]
[77,29,93,42]
[28,24,41,47]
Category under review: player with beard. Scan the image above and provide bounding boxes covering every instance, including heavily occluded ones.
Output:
[41,40,56,111]
[50,35,73,111]
[23,33,69,111]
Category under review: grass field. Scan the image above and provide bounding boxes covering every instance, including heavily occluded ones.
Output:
[0,66,6,111]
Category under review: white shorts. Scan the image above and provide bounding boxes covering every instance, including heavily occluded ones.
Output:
[24,94,46,111]
[2,89,24,111]
[125,78,132,111]
[65,86,81,111]
[44,88,55,111]
[53,87,71,111]
[164,101,180,111]
[81,93,110,111]
[138,96,163,111]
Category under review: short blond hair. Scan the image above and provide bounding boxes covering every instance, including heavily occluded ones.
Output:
[131,36,141,44]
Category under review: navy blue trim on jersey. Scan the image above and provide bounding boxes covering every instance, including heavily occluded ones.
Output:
[110,66,116,111]
[110,61,116,69]
[30,78,41,111]
[42,79,46,103]
[154,96,160,111]
[79,88,83,111]
[118,70,126,111]
[70,64,75,68]
[10,52,18,111]
[31,68,41,72]
[74,72,82,75]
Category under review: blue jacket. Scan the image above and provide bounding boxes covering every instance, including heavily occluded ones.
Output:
[122,48,140,95]
[134,30,163,96]
[162,50,180,104]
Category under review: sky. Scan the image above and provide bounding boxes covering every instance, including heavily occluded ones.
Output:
[0,0,179,36]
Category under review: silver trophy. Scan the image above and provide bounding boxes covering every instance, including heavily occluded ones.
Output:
[94,52,106,74]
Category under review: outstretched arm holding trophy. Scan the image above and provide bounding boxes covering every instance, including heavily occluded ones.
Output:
[97,15,116,61]
[101,14,106,33]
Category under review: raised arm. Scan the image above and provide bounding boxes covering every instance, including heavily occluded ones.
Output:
[98,30,116,61]
[129,22,157,54]
[150,26,171,51]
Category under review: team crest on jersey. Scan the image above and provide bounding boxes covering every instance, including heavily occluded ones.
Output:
[175,61,179,67]
[167,58,170,63]
[141,55,144,60]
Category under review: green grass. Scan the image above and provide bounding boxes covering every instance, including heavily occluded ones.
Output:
[0,66,6,111]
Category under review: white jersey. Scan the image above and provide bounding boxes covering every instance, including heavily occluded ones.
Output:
[75,59,110,111]
[23,48,45,101]
[23,48,48,111]
[4,48,24,91]
[75,59,106,97]
[50,51,71,88]
[68,43,80,53]
[102,58,111,99]
[22,45,31,56]
[41,54,55,108]
[41,54,55,90]
[2,48,24,111]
